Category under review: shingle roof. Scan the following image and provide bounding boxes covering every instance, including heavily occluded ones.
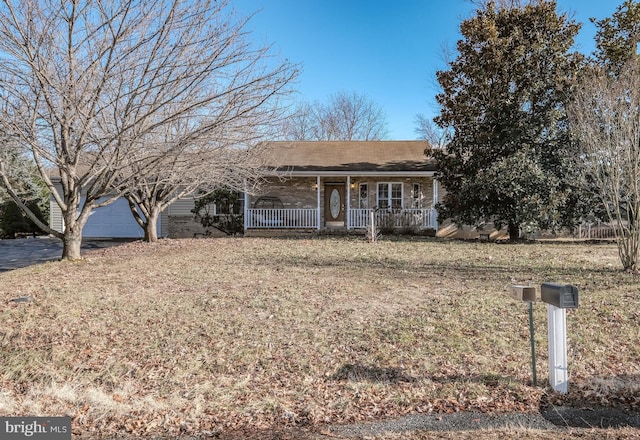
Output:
[265,141,436,174]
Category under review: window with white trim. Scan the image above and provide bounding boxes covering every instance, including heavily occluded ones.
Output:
[377,183,403,209]
[358,183,368,209]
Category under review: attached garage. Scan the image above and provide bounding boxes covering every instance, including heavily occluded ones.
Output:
[82,198,153,238]
[49,184,163,239]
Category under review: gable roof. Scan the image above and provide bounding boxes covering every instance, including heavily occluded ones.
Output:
[265,141,436,175]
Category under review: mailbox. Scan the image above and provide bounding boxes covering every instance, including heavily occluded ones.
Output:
[510,285,536,302]
[541,283,578,309]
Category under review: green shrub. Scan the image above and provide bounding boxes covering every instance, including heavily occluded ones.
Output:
[0,199,47,238]
[192,188,244,236]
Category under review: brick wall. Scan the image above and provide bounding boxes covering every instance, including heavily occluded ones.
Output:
[168,216,228,238]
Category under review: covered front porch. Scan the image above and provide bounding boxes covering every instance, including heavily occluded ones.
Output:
[245,207,438,230]
[244,175,439,233]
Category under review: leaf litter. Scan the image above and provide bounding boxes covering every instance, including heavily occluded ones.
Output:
[0,237,638,438]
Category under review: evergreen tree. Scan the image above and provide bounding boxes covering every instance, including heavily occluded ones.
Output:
[430,0,586,239]
[0,147,48,237]
[0,199,46,238]
[592,0,640,75]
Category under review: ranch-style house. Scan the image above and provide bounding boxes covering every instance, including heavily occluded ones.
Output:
[49,140,443,238]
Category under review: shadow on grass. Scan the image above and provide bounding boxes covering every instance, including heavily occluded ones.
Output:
[242,235,630,283]
[427,372,524,387]
[254,251,628,284]
[329,364,525,389]
[330,363,417,384]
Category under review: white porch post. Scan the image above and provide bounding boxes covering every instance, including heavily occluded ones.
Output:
[243,179,249,230]
[433,178,439,205]
[346,176,351,230]
[432,179,439,231]
[316,176,321,230]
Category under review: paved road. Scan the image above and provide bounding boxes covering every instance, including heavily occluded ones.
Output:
[0,237,127,272]
[326,405,640,437]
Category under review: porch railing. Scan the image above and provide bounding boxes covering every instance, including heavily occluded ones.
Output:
[246,208,318,229]
[245,208,437,230]
[349,208,437,230]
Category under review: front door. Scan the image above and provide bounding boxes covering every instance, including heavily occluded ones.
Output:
[324,183,345,227]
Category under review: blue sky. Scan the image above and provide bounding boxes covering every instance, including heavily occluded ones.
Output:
[234,0,622,140]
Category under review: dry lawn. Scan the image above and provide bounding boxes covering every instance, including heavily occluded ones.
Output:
[0,237,639,439]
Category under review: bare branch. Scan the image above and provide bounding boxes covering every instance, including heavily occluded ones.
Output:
[0,0,297,257]
[414,114,449,148]
[282,91,388,141]
[569,62,640,270]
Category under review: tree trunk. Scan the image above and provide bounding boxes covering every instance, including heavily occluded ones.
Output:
[62,226,83,260]
[143,211,160,242]
[508,222,520,241]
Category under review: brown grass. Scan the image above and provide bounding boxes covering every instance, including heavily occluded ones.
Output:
[0,237,639,438]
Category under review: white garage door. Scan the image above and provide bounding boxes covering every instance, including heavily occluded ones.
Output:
[82,198,157,238]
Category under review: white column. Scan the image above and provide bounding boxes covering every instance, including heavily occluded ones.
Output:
[346,176,351,230]
[432,179,439,230]
[547,304,568,393]
[433,178,439,205]
[316,176,321,230]
[243,179,249,230]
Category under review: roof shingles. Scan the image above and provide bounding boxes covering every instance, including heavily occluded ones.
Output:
[265,141,436,173]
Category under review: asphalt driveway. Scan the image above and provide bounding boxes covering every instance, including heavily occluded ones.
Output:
[0,236,129,272]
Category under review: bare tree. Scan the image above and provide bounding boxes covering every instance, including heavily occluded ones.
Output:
[569,63,640,271]
[280,101,317,141]
[0,0,296,259]
[117,133,273,242]
[282,91,388,141]
[414,114,449,148]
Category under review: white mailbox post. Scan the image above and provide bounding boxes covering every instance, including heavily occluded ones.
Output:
[540,283,579,394]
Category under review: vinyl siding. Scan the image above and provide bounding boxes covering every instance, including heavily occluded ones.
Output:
[49,182,64,234]
[167,198,196,216]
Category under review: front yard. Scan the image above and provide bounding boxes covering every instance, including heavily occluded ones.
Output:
[0,237,638,438]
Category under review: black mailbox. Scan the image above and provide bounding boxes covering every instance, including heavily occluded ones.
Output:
[541,283,579,308]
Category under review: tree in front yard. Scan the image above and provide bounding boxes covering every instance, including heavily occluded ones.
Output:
[0,0,296,258]
[568,1,640,271]
[570,64,640,271]
[113,98,285,243]
[429,0,586,239]
[591,0,640,76]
